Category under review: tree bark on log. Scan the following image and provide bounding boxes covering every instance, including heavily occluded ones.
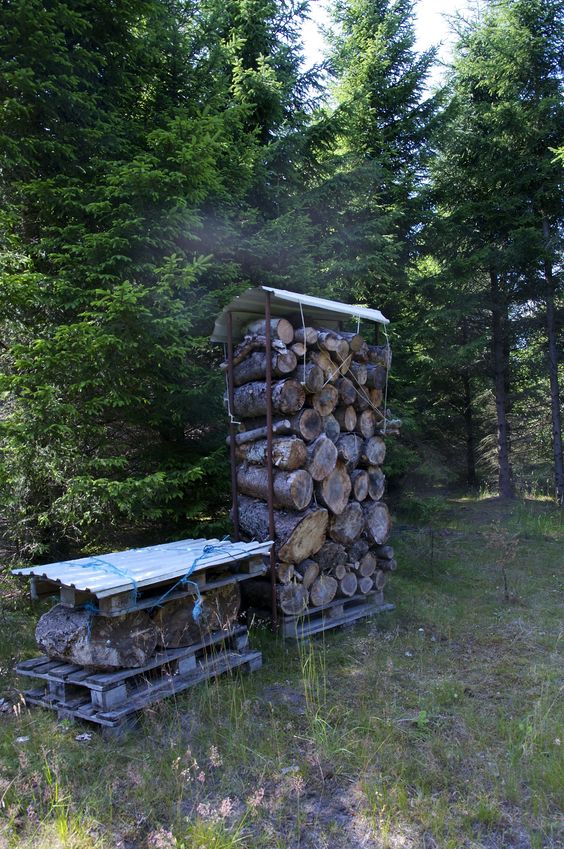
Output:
[309,574,338,607]
[322,414,341,443]
[317,330,340,352]
[315,541,347,570]
[232,420,291,445]
[312,384,339,416]
[367,344,392,368]
[36,605,157,669]
[306,434,338,481]
[338,331,365,352]
[232,379,305,418]
[367,466,385,500]
[315,460,351,515]
[295,363,325,393]
[237,496,328,562]
[245,318,294,345]
[233,349,297,386]
[329,501,364,544]
[336,433,362,470]
[295,559,319,589]
[236,436,307,470]
[365,364,387,390]
[349,361,367,385]
[153,583,241,648]
[334,405,357,432]
[351,469,369,501]
[363,501,391,544]
[360,436,386,466]
[237,464,313,511]
[244,580,308,616]
[276,562,295,584]
[294,326,318,346]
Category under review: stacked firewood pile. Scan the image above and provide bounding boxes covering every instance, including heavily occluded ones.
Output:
[224,317,400,618]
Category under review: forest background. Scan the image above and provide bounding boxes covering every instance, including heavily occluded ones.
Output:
[0,0,562,563]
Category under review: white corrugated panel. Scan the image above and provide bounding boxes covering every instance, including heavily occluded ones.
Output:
[13,538,273,598]
[210,286,389,343]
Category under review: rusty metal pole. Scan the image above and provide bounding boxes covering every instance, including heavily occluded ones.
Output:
[226,311,240,541]
[264,293,278,629]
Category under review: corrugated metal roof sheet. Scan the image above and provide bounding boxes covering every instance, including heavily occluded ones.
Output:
[13,538,273,599]
[210,286,389,344]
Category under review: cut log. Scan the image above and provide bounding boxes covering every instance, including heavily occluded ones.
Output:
[294,326,318,346]
[227,334,287,368]
[295,363,325,393]
[369,388,384,408]
[336,377,357,406]
[358,577,374,594]
[329,501,364,545]
[232,379,305,418]
[356,410,377,439]
[295,559,319,589]
[306,434,338,481]
[334,405,357,432]
[276,562,295,584]
[363,501,391,545]
[365,364,387,390]
[309,574,338,608]
[373,570,387,590]
[315,541,347,571]
[367,466,385,500]
[333,563,347,580]
[336,433,362,470]
[233,349,297,386]
[317,330,340,352]
[153,583,241,648]
[374,544,394,560]
[353,385,371,412]
[358,551,377,577]
[367,343,392,368]
[236,436,307,471]
[244,580,308,616]
[237,496,328,562]
[334,338,350,362]
[237,464,312,511]
[337,572,358,598]
[322,414,341,443]
[349,361,368,385]
[348,538,370,563]
[310,350,334,376]
[378,557,397,572]
[338,331,365,352]
[36,605,157,669]
[290,408,323,441]
[291,341,306,357]
[312,384,339,416]
[232,420,291,445]
[360,436,386,466]
[350,469,369,501]
[315,460,351,515]
[245,318,294,345]
[353,341,370,362]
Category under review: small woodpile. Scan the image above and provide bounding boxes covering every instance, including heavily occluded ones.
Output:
[223,317,400,635]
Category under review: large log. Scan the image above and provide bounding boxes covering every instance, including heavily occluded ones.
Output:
[358,551,377,577]
[350,468,369,501]
[233,349,297,386]
[244,580,308,616]
[237,464,313,511]
[349,361,367,385]
[294,326,318,346]
[309,574,338,608]
[315,460,351,515]
[306,434,338,481]
[365,364,387,390]
[360,436,386,466]
[358,577,374,594]
[291,341,306,357]
[36,605,157,669]
[334,405,357,432]
[295,559,319,589]
[337,331,365,352]
[277,562,295,584]
[337,572,358,598]
[232,379,305,418]
[290,409,323,441]
[374,544,394,560]
[336,433,362,470]
[329,501,364,545]
[347,538,370,563]
[336,377,357,406]
[232,420,291,445]
[373,570,387,590]
[153,583,240,648]
[295,363,325,393]
[322,414,341,443]
[367,466,385,500]
[363,501,391,544]
[237,496,328,562]
[378,558,397,572]
[227,335,286,368]
[317,330,340,352]
[235,436,307,471]
[353,385,371,412]
[356,410,377,439]
[367,344,392,368]
[312,384,339,416]
[315,541,347,571]
[245,318,294,345]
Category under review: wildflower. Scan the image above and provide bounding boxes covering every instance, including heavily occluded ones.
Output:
[26,804,38,823]
[554,738,561,746]
[147,828,176,849]
[197,771,206,783]
[218,797,234,818]
[196,802,214,821]
[247,787,265,809]
[290,774,305,794]
[209,745,222,768]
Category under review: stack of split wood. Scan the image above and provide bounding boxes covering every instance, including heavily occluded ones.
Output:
[224,316,400,620]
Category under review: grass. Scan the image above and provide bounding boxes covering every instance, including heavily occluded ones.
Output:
[0,494,562,848]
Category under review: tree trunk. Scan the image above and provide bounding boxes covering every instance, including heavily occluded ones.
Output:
[312,384,339,416]
[245,318,294,345]
[334,405,357,432]
[350,469,369,501]
[315,461,352,515]
[309,574,338,607]
[233,349,297,386]
[329,501,364,544]
[306,434,338,481]
[232,379,305,418]
[542,216,564,505]
[490,268,514,498]
[295,363,325,393]
[235,436,307,470]
[237,464,313,511]
[153,583,241,648]
[461,318,477,487]
[237,496,328,562]
[363,501,391,544]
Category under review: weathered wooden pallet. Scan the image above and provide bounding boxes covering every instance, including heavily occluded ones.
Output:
[31,555,267,617]
[16,626,261,729]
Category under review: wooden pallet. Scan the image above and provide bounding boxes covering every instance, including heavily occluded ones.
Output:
[31,556,267,617]
[16,626,261,729]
